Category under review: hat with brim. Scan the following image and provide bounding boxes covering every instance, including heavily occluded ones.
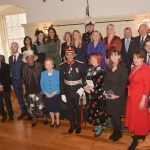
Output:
[22,50,38,63]
[65,47,75,54]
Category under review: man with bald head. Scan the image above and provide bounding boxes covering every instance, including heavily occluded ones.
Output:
[134,24,150,51]
[9,42,26,120]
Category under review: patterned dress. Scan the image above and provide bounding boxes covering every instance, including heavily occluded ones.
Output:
[86,65,107,126]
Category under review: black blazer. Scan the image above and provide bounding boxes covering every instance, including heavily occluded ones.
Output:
[9,53,24,79]
[144,51,150,64]
[0,63,11,92]
[104,63,128,118]
[133,35,150,51]
[21,45,38,55]
[121,37,135,73]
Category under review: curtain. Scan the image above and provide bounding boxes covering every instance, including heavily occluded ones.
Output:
[0,15,9,62]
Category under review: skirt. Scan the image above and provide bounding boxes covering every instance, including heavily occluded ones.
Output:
[28,93,46,118]
[45,94,61,113]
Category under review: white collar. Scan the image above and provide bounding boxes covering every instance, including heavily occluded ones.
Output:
[13,52,19,60]
[125,37,131,41]
[141,35,147,41]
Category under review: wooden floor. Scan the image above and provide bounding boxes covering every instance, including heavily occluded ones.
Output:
[0,93,150,150]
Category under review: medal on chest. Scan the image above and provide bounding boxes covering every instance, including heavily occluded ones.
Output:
[68,65,72,74]
[75,68,79,74]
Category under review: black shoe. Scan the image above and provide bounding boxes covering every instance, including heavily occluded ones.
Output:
[44,120,48,125]
[109,132,115,140]
[27,115,32,120]
[9,116,14,121]
[1,116,7,122]
[128,138,138,150]
[68,127,75,134]
[50,123,55,128]
[56,124,60,128]
[75,126,81,134]
[32,122,37,127]
[112,132,122,141]
[94,133,101,137]
[17,113,27,120]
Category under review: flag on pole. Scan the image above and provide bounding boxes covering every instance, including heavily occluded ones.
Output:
[86,0,90,17]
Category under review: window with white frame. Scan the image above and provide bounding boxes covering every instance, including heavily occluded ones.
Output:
[5,13,27,54]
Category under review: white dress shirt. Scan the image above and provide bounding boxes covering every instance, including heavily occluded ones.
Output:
[13,52,19,61]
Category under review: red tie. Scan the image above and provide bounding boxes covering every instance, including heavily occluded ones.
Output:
[14,55,16,64]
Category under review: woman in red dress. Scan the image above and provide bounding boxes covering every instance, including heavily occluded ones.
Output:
[103,24,122,60]
[125,50,150,150]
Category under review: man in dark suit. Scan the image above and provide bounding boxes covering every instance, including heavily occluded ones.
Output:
[0,55,14,122]
[144,39,150,64]
[121,27,135,73]
[82,17,95,51]
[133,24,150,51]
[9,42,26,120]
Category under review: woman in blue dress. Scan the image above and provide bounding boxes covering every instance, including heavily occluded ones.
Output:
[87,31,106,70]
[40,57,61,128]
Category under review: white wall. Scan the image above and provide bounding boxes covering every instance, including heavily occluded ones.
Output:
[0,0,150,23]
[23,19,139,42]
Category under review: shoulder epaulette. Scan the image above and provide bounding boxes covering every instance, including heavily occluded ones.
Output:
[76,60,84,64]
[60,61,66,66]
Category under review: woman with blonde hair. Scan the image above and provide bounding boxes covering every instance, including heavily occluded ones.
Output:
[61,32,73,62]
[87,31,106,70]
[103,24,122,58]
[73,30,87,64]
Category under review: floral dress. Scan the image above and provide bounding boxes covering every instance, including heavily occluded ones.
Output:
[86,65,107,126]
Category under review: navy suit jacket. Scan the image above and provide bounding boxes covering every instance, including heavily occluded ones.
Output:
[9,53,23,79]
[121,37,135,73]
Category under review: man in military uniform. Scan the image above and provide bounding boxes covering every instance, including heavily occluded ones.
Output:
[60,47,86,134]
[82,17,95,50]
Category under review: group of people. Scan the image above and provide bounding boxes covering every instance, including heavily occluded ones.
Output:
[0,17,150,150]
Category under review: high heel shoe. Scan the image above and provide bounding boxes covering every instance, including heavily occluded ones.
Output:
[128,137,138,150]
[112,132,122,141]
[109,132,115,140]
[94,125,102,137]
[50,123,55,128]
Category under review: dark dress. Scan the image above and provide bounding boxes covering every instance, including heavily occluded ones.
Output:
[21,45,38,56]
[104,63,128,118]
[86,66,107,125]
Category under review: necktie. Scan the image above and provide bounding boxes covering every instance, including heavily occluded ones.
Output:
[125,38,130,52]
[148,55,150,66]
[14,55,16,64]
[140,37,144,49]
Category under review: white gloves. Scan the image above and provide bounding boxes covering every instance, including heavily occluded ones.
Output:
[76,88,84,97]
[61,95,67,103]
